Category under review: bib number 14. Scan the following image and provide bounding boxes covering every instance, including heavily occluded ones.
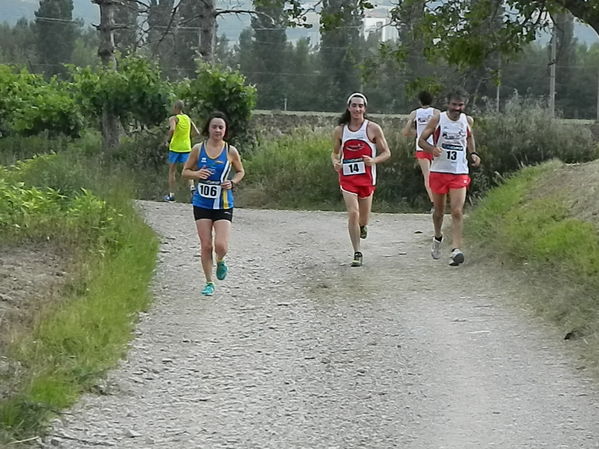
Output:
[342,161,366,176]
[198,184,221,199]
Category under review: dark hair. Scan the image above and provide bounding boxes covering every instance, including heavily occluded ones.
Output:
[417,91,433,106]
[202,111,230,139]
[446,88,469,103]
[337,94,369,125]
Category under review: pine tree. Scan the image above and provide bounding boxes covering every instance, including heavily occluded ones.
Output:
[318,0,363,111]
[249,0,288,109]
[34,0,77,76]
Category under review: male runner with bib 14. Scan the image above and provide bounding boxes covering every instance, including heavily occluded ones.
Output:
[331,93,391,267]
[418,89,480,266]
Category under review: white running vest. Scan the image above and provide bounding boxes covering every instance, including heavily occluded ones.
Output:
[341,119,377,184]
[415,107,434,151]
[430,112,470,175]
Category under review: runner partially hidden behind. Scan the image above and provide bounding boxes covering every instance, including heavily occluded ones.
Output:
[182,111,245,296]
[418,89,480,266]
[402,91,440,209]
[331,93,391,267]
[163,100,200,202]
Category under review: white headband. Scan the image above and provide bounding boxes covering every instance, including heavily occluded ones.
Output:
[346,92,368,106]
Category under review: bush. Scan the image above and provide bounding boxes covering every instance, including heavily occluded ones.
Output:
[0,154,121,253]
[241,128,340,209]
[474,97,599,196]
[180,63,257,146]
[71,55,172,129]
[0,65,83,137]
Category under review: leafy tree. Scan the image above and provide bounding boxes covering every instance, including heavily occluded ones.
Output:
[71,55,172,131]
[179,63,257,145]
[34,0,78,77]
[403,0,598,68]
[0,65,82,137]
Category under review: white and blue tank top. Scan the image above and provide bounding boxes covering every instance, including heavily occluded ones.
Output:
[191,142,234,210]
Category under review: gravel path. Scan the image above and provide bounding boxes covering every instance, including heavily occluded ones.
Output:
[41,201,599,448]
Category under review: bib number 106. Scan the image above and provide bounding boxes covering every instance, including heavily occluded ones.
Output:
[198,184,221,199]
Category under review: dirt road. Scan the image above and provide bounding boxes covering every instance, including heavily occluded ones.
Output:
[41,201,599,448]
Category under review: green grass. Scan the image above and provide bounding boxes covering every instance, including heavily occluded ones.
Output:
[0,199,157,441]
[466,159,599,360]
[0,152,159,442]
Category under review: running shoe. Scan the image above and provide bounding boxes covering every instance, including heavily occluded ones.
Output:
[163,194,175,202]
[201,282,215,296]
[360,225,368,239]
[216,260,228,280]
[351,251,363,267]
[431,236,442,260]
[449,248,465,266]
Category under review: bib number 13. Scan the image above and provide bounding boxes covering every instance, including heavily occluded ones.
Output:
[198,184,221,199]
[446,151,458,161]
[342,161,366,176]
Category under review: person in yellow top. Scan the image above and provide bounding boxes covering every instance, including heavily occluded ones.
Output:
[163,100,200,202]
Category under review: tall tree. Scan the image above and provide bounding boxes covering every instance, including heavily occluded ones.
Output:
[174,0,201,78]
[553,10,576,114]
[148,0,177,76]
[409,0,598,69]
[114,0,139,54]
[93,0,120,151]
[319,0,363,111]
[34,0,77,76]
[249,0,288,109]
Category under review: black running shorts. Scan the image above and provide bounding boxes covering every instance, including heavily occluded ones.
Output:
[193,206,233,222]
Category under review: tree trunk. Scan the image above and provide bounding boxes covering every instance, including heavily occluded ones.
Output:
[198,0,216,62]
[94,0,120,152]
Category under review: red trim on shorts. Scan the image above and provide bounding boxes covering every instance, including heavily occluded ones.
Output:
[340,183,376,198]
[415,151,433,161]
[429,173,471,194]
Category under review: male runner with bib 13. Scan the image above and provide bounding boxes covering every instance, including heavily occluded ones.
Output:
[331,93,391,267]
[418,89,480,266]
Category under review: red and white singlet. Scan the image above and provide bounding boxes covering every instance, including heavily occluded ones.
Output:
[339,120,377,190]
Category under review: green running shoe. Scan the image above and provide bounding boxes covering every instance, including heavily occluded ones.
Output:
[216,260,228,280]
[201,282,215,296]
[351,251,363,267]
[360,225,368,239]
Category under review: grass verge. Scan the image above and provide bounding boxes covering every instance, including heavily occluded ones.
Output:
[466,159,599,368]
[0,164,158,442]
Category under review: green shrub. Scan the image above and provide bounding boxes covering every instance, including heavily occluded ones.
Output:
[241,128,340,209]
[180,63,257,146]
[475,97,599,196]
[71,55,172,129]
[0,65,83,137]
[0,155,122,253]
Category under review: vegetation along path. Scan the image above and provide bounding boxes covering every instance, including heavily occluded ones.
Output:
[41,201,599,448]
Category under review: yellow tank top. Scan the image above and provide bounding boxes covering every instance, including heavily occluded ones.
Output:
[169,114,192,153]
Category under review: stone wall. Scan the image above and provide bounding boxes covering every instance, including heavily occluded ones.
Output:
[250,110,409,136]
[250,110,598,139]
